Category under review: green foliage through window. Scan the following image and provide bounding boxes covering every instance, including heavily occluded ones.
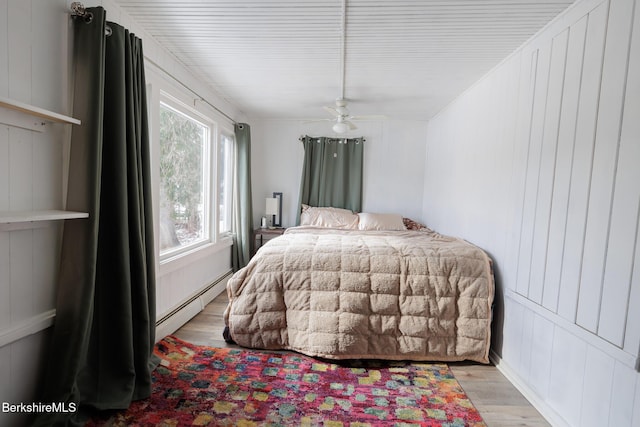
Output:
[159,102,208,253]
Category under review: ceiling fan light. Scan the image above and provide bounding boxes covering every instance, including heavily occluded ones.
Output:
[333,122,350,134]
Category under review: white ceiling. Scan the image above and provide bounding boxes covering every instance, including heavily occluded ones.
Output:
[112,0,576,121]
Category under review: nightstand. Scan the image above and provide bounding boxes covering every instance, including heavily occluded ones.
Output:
[253,227,286,255]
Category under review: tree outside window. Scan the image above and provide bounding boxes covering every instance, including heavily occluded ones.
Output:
[159,101,209,255]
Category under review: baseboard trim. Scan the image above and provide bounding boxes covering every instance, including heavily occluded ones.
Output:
[0,271,233,349]
[490,350,569,427]
[0,309,56,348]
[155,270,232,340]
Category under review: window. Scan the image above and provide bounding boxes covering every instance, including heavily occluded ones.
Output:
[218,132,234,235]
[158,98,211,257]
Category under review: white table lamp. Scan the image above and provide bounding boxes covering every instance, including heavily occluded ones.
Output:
[265,197,278,228]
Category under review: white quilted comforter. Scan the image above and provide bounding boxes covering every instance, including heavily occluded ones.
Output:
[224,226,494,363]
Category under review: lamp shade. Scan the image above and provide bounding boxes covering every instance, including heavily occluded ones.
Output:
[265,197,278,215]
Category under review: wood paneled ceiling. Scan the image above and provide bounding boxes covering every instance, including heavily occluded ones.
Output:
[112,0,576,121]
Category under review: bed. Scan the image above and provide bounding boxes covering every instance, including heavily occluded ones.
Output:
[223,207,494,364]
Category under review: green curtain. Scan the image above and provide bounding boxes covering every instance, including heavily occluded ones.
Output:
[297,135,364,223]
[35,8,157,426]
[231,123,253,271]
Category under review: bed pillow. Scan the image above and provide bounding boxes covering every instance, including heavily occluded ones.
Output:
[300,204,359,229]
[357,212,406,231]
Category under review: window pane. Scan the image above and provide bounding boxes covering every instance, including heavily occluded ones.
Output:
[218,133,234,234]
[159,102,209,255]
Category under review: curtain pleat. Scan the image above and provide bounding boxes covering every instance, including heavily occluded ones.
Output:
[297,136,364,223]
[232,123,253,271]
[35,8,157,426]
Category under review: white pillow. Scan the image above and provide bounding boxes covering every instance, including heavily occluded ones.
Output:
[357,212,406,231]
[300,205,359,229]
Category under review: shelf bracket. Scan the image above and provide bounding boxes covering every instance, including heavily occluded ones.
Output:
[0,107,47,132]
[0,96,80,132]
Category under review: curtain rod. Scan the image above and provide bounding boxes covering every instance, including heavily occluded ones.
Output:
[70,2,91,21]
[145,58,237,125]
[299,135,365,142]
[70,2,112,36]
[69,2,237,125]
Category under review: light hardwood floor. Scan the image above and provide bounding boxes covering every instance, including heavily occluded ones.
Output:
[174,293,550,427]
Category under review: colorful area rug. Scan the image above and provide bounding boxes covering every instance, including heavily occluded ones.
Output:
[87,335,485,426]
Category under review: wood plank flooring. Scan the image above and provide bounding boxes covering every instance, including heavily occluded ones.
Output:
[174,293,550,427]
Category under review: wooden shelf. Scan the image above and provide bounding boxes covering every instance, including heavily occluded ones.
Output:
[0,210,89,231]
[0,96,80,132]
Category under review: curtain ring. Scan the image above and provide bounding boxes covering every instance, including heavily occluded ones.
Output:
[83,12,93,23]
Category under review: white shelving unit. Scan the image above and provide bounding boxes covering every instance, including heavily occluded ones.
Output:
[0,210,89,231]
[0,96,86,229]
[0,96,81,132]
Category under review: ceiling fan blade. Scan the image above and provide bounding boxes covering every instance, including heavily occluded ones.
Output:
[302,118,333,124]
[323,106,340,117]
[348,114,386,121]
[346,121,357,130]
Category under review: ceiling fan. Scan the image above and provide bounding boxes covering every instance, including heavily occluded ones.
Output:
[319,98,383,133]
[307,0,384,134]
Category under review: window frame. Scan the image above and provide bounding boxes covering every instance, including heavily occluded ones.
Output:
[217,129,235,237]
[153,89,233,270]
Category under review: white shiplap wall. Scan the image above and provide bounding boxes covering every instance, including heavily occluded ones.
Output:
[0,2,72,426]
[423,0,640,425]
[0,1,238,425]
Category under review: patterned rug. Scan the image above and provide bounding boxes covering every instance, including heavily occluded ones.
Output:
[87,335,486,426]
